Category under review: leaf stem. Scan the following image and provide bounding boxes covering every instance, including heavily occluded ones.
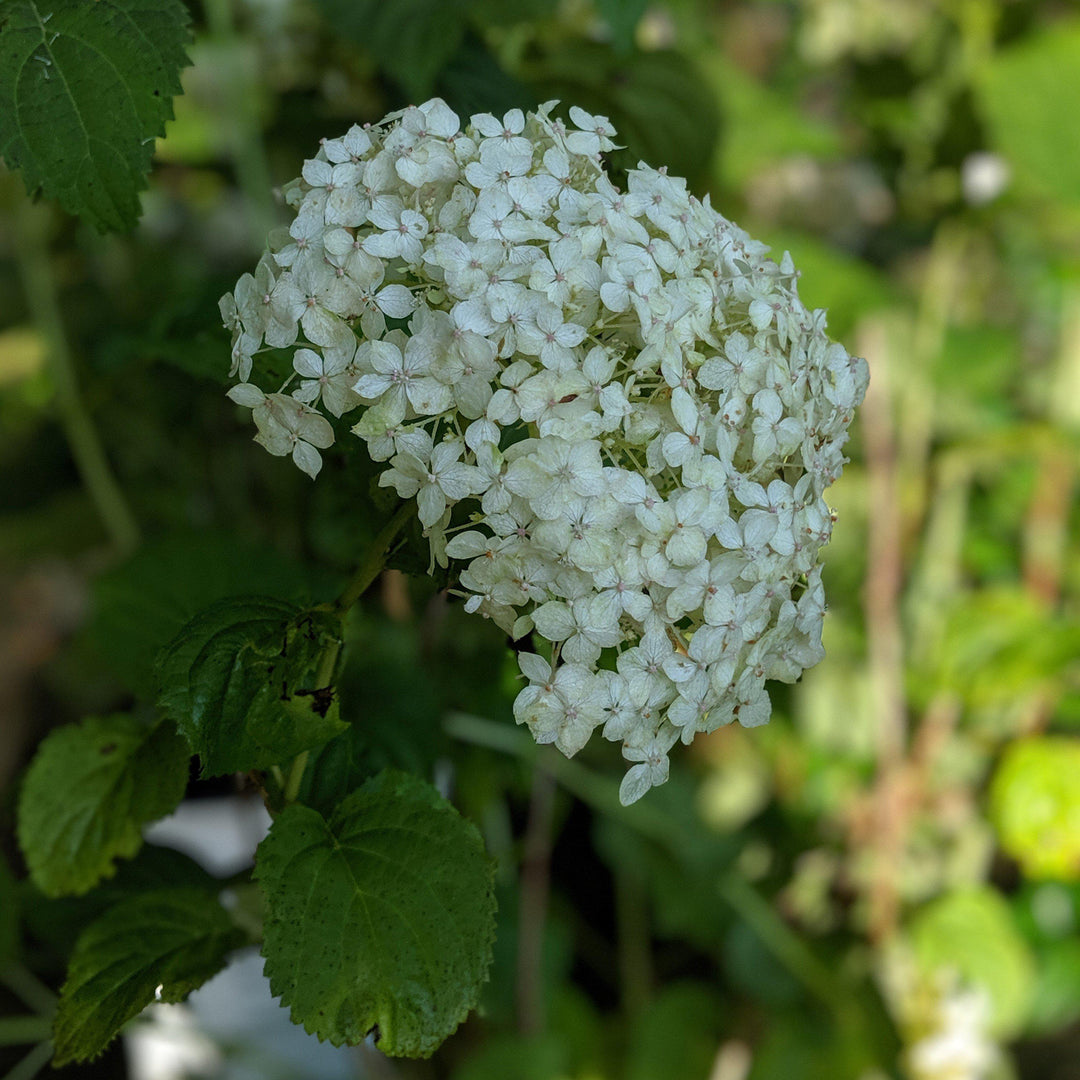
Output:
[9,192,140,555]
[334,503,414,614]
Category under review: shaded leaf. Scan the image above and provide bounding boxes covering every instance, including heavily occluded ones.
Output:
[53,888,246,1065]
[87,530,327,697]
[17,715,189,898]
[156,596,348,776]
[256,770,497,1057]
[0,0,192,231]
[312,0,468,100]
[530,45,721,189]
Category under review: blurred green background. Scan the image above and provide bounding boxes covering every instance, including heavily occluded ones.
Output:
[2,0,1080,1077]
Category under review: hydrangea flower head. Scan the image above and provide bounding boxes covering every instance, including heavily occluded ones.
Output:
[221,98,869,805]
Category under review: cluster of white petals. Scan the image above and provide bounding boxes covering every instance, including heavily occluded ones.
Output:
[221,98,868,804]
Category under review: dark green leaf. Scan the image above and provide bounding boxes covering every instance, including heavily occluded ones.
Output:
[435,33,535,119]
[530,46,721,190]
[53,888,246,1065]
[0,0,192,231]
[625,982,725,1080]
[18,843,221,964]
[594,0,647,54]
[312,0,468,100]
[256,770,497,1057]
[156,596,348,776]
[16,715,189,898]
[86,530,328,697]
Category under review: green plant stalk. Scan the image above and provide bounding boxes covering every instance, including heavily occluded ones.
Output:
[5,1041,53,1080]
[0,1016,53,1047]
[0,964,56,1017]
[446,712,853,1019]
[280,503,414,805]
[334,502,415,614]
[11,196,140,555]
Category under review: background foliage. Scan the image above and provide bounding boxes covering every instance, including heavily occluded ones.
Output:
[1,0,1079,1078]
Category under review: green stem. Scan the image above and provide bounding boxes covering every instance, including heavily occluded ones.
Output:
[0,965,56,1017]
[10,195,140,555]
[446,712,851,1019]
[5,1041,53,1080]
[282,749,310,805]
[716,873,844,1020]
[334,503,414,614]
[0,1016,53,1048]
[202,0,276,244]
[279,503,413,806]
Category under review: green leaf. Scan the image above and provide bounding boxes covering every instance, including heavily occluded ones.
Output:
[625,982,725,1080]
[990,738,1080,880]
[53,888,246,1065]
[530,46,721,191]
[255,770,497,1058]
[0,0,192,231]
[312,0,468,100]
[977,18,1080,206]
[86,530,328,697]
[16,715,189,898]
[910,887,1036,1038]
[594,0,647,54]
[156,596,349,776]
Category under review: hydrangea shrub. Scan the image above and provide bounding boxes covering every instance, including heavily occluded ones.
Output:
[221,98,868,805]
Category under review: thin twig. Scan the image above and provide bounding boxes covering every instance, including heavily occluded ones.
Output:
[9,191,140,556]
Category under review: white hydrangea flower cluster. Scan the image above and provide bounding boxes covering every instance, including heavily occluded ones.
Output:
[220,97,868,805]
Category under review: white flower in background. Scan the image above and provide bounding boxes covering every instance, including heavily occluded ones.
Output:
[221,98,868,803]
[880,953,1000,1080]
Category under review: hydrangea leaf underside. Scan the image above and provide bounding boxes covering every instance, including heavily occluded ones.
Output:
[255,770,497,1057]
[0,0,191,231]
[53,889,246,1065]
[16,714,189,898]
[156,596,348,776]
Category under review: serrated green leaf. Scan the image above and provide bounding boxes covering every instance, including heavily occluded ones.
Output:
[156,596,349,776]
[255,770,497,1058]
[0,0,192,231]
[53,888,246,1065]
[990,738,1080,881]
[16,715,189,898]
[86,530,328,697]
[910,887,1036,1038]
[312,0,467,100]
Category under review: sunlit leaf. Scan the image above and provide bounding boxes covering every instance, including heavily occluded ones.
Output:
[17,714,189,898]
